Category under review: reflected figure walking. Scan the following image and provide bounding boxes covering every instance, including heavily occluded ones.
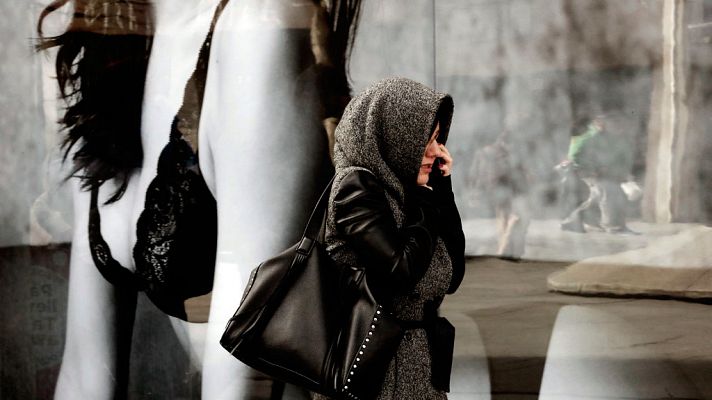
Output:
[560,115,636,234]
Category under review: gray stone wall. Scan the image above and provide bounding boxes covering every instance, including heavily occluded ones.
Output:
[351,0,663,219]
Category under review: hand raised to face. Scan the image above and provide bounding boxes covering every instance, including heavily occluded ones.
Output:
[436,143,453,177]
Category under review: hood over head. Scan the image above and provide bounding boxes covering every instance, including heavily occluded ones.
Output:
[333,77,454,201]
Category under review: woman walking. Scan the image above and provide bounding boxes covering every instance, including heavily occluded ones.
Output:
[321,77,465,399]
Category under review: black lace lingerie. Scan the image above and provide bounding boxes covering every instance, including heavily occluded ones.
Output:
[87,0,231,320]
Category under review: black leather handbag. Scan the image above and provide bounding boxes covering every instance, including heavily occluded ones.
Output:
[220,178,404,400]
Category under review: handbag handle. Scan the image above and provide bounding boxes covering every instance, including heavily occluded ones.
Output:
[301,176,336,243]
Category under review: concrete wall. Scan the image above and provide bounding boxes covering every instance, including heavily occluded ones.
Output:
[350,0,664,219]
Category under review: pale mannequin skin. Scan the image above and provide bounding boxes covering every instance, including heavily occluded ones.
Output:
[54,0,326,398]
[418,123,453,187]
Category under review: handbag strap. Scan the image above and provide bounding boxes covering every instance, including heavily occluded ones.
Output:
[302,176,336,243]
[170,0,232,150]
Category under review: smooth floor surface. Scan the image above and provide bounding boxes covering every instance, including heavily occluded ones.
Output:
[446,257,712,400]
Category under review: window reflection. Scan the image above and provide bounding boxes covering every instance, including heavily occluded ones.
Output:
[2,0,711,398]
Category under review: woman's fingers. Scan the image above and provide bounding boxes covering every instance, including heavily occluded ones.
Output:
[439,144,453,176]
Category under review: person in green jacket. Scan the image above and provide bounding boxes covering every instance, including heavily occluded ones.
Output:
[560,115,637,234]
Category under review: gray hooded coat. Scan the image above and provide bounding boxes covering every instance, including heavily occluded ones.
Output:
[321,77,464,399]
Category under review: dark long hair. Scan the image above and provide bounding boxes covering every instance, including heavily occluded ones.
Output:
[322,0,361,74]
[38,0,154,203]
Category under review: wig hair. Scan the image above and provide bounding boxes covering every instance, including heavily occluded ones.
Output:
[38,0,154,203]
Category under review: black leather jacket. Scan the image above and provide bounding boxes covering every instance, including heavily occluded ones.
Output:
[332,170,465,300]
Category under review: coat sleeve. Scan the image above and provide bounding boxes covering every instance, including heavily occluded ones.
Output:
[333,170,440,296]
[431,175,466,293]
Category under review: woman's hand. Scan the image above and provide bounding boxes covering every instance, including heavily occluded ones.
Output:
[438,143,453,176]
